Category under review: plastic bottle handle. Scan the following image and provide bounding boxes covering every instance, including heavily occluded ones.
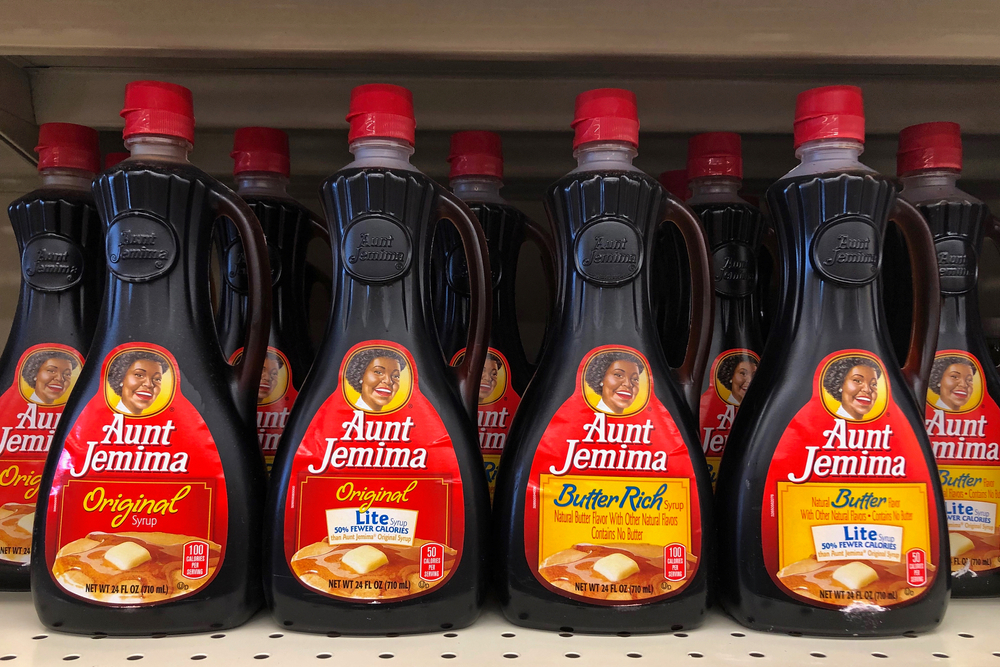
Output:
[435,188,493,415]
[309,211,332,243]
[890,199,942,401]
[523,219,557,306]
[761,223,780,274]
[760,222,780,323]
[984,216,1000,373]
[304,210,334,325]
[661,196,715,412]
[986,215,1000,254]
[212,188,273,414]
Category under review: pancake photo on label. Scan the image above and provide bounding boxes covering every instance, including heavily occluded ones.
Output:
[0,502,36,564]
[776,555,933,606]
[52,531,221,603]
[949,530,1000,573]
[290,538,456,599]
[538,543,697,601]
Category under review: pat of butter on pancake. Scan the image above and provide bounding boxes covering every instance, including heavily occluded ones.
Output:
[593,553,639,582]
[104,541,152,571]
[950,532,975,558]
[15,512,33,533]
[342,545,389,575]
[831,561,879,590]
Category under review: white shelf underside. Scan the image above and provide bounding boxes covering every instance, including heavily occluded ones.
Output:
[1,592,999,666]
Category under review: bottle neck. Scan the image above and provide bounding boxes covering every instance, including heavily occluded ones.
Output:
[784,138,876,179]
[449,176,506,204]
[570,141,642,174]
[235,171,290,198]
[687,176,745,206]
[124,134,192,163]
[344,137,419,172]
[39,168,94,191]
[899,169,978,204]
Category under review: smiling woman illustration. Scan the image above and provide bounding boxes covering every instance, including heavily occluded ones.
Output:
[259,351,285,403]
[584,350,645,415]
[929,355,977,412]
[108,350,168,415]
[21,350,78,405]
[480,352,503,403]
[345,348,408,413]
[822,356,882,421]
[717,353,758,406]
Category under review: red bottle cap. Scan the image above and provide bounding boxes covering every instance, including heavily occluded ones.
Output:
[897,122,962,176]
[572,88,639,149]
[231,127,291,178]
[103,152,130,170]
[448,131,503,179]
[658,169,690,200]
[793,85,864,149]
[34,123,100,174]
[346,84,416,146]
[687,132,742,180]
[120,80,195,145]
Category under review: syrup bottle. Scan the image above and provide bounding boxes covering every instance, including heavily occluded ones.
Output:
[32,81,272,634]
[216,127,326,472]
[493,88,714,633]
[686,133,765,489]
[897,122,1000,596]
[432,130,554,499]
[264,84,492,634]
[0,123,102,590]
[715,86,949,635]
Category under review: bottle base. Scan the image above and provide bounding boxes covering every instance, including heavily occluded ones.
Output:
[269,597,482,635]
[952,573,1000,598]
[499,588,707,634]
[0,570,30,591]
[35,609,261,637]
[720,597,946,637]
[33,590,262,636]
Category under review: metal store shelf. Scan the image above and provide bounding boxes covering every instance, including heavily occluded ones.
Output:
[1,592,998,666]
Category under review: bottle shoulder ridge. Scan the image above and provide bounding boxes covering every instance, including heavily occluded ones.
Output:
[8,188,96,210]
[101,161,217,183]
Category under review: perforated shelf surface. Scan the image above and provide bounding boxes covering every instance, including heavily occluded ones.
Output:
[1,593,999,666]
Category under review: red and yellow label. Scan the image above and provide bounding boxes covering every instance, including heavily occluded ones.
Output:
[924,349,1000,576]
[450,347,520,501]
[43,343,228,605]
[229,346,298,472]
[524,345,701,604]
[699,349,759,488]
[283,340,465,601]
[0,344,84,565]
[762,350,940,608]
